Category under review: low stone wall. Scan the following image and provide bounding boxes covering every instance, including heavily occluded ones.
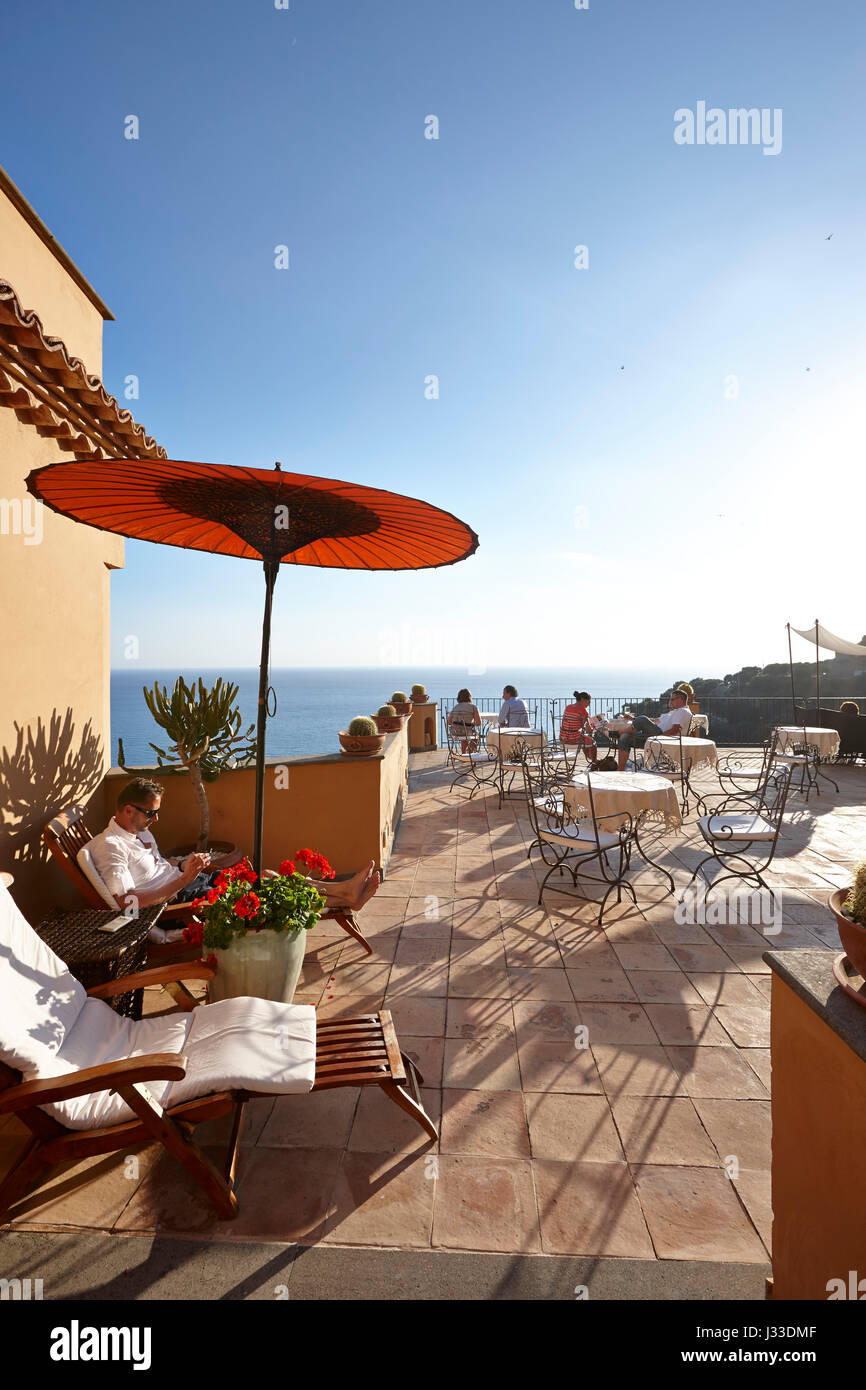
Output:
[99,724,409,881]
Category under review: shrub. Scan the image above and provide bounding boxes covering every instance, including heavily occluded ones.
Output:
[348,716,378,736]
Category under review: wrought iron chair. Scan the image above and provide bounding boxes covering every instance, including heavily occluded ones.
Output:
[445,716,497,800]
[715,734,777,800]
[521,756,636,924]
[686,764,792,912]
[772,730,821,803]
[494,731,545,809]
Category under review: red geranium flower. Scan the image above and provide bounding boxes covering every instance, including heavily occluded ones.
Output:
[206,887,220,903]
[233,891,260,920]
[183,919,204,946]
[295,848,335,880]
[279,859,296,877]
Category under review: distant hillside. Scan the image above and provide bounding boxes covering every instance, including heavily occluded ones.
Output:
[672,641,866,700]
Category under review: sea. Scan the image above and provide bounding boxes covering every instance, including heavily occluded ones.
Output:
[110,667,675,764]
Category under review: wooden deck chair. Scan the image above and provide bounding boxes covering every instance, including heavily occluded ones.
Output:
[43,805,373,959]
[0,882,435,1223]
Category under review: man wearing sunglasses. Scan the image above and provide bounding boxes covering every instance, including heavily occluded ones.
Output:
[89,776,381,913]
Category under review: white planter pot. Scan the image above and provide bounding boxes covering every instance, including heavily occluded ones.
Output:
[209,927,308,1005]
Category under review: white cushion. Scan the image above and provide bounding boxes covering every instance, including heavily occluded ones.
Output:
[533,795,564,812]
[0,882,86,1077]
[167,998,316,1106]
[721,767,764,779]
[699,813,776,842]
[76,844,118,909]
[456,752,491,764]
[775,753,810,764]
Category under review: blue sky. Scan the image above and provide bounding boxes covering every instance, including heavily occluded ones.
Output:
[4,0,865,676]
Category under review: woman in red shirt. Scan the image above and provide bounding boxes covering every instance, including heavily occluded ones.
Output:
[559,690,599,765]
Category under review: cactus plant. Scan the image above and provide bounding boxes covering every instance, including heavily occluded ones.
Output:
[136,677,256,850]
[376,704,397,718]
[411,684,428,701]
[844,860,866,926]
[390,692,408,705]
[348,716,378,737]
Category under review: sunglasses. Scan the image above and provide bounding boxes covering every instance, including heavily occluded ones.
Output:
[130,804,159,819]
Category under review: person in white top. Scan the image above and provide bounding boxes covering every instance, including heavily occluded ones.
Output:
[89,778,381,911]
[616,692,692,771]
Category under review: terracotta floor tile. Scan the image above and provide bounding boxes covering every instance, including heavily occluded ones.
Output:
[612,942,677,972]
[534,1159,654,1256]
[611,1096,720,1166]
[577,1001,658,1045]
[507,966,574,1001]
[7,1145,158,1231]
[643,1003,732,1046]
[512,1000,582,1041]
[732,1170,772,1251]
[348,1086,441,1155]
[258,1088,359,1148]
[526,1093,624,1162]
[742,1048,772,1089]
[442,1034,522,1091]
[566,965,637,1002]
[321,1151,435,1248]
[394,937,450,966]
[502,933,563,968]
[664,1046,768,1099]
[387,959,450,997]
[382,994,446,1037]
[517,1039,604,1094]
[626,970,703,1004]
[715,1004,771,1047]
[432,1155,540,1252]
[632,1164,767,1262]
[439,1089,531,1158]
[693,1099,772,1171]
[113,1145,236,1236]
[445,995,515,1040]
[686,972,768,1007]
[448,961,512,999]
[592,1044,686,1098]
[228,1147,345,1242]
[668,942,742,973]
[721,946,772,974]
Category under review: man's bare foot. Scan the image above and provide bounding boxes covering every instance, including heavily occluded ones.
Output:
[354,869,380,911]
[339,861,376,899]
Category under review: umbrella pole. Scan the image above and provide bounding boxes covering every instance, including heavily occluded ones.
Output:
[253,561,279,878]
[787,622,796,722]
[815,618,820,722]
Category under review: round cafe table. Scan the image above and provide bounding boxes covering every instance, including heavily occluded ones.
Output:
[643,736,718,772]
[565,770,681,895]
[486,727,546,808]
[774,726,840,760]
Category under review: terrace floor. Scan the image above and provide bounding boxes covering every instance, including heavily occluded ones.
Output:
[1,748,861,1295]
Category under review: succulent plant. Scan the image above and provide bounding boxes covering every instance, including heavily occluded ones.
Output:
[377,704,397,717]
[391,691,408,704]
[844,859,866,925]
[411,684,427,700]
[138,676,256,850]
[348,716,378,737]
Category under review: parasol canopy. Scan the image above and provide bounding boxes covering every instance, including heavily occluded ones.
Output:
[27,457,479,872]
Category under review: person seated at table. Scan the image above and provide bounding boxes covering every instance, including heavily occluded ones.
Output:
[89,778,381,911]
[498,684,530,728]
[448,688,482,752]
[560,690,599,765]
[616,691,692,771]
[841,701,860,716]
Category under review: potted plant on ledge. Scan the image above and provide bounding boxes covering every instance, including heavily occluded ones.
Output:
[389,691,413,716]
[830,863,866,1001]
[339,716,386,756]
[372,704,404,733]
[184,849,335,1003]
[411,684,428,704]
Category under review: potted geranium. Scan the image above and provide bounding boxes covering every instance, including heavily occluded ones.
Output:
[184,848,335,1004]
[830,861,866,989]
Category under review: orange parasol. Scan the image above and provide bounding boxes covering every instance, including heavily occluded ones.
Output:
[27,458,479,871]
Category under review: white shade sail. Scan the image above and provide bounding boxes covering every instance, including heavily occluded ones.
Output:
[791,623,866,657]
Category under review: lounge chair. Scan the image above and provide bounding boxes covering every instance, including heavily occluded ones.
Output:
[43,805,373,959]
[0,881,436,1222]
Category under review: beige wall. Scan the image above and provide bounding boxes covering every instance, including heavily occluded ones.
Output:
[100,728,409,884]
[769,975,866,1299]
[0,202,122,918]
[409,700,438,751]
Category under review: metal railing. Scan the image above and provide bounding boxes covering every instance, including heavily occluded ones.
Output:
[438,694,866,748]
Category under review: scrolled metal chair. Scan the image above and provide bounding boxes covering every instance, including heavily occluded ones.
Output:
[686,763,792,914]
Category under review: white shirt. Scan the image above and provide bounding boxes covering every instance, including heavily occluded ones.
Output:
[657,706,692,735]
[88,817,183,904]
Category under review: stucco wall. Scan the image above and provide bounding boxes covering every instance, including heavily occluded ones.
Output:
[0,199,122,918]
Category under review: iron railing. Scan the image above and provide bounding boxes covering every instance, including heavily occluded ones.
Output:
[438,694,865,748]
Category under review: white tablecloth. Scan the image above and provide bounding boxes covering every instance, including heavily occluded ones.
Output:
[486,727,546,759]
[565,770,682,831]
[775,726,840,759]
[643,737,718,772]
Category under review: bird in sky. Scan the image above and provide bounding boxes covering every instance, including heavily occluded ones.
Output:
[825,233,834,240]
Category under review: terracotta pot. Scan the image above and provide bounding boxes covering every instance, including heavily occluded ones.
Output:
[338,730,386,757]
[209,926,308,1004]
[829,888,866,980]
[390,702,412,716]
[372,715,404,733]
[410,693,428,704]
[169,840,243,872]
